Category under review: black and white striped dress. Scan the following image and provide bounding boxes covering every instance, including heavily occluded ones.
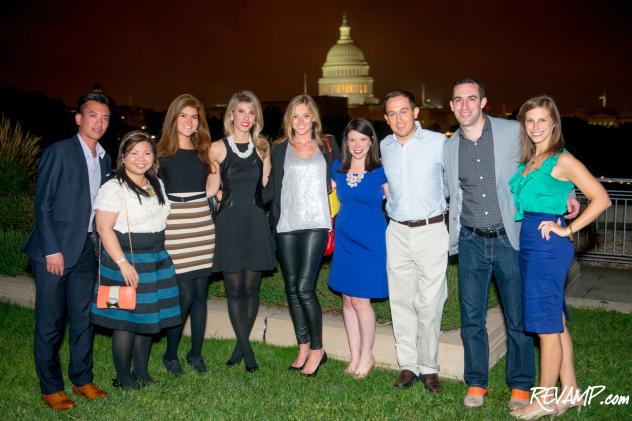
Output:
[159,149,214,279]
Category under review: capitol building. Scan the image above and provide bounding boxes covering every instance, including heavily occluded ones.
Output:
[318,12,379,105]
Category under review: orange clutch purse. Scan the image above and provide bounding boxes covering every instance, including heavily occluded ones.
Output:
[95,196,137,310]
[96,285,136,310]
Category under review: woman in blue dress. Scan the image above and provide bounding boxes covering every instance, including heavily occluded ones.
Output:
[509,96,610,419]
[328,118,388,379]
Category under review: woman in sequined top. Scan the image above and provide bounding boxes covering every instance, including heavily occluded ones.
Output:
[267,95,339,376]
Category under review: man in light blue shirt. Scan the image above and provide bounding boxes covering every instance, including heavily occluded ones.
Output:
[380,89,448,393]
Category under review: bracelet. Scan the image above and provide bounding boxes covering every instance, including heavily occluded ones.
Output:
[115,256,127,265]
[568,224,575,240]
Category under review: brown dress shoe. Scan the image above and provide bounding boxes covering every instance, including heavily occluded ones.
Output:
[42,391,76,410]
[393,370,419,388]
[72,383,108,399]
[420,373,443,393]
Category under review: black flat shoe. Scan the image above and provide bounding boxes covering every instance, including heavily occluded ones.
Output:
[186,352,208,374]
[302,352,328,377]
[162,355,184,375]
[131,371,155,386]
[245,365,258,373]
[226,360,238,367]
[112,378,141,390]
[288,364,304,371]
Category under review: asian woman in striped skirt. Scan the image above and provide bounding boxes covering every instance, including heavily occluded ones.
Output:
[157,94,215,374]
[91,131,181,388]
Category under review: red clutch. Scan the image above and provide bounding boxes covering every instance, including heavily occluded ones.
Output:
[323,221,335,256]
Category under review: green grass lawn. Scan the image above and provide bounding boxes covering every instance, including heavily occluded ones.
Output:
[210,262,498,332]
[0,302,630,420]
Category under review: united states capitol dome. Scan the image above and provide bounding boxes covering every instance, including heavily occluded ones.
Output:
[318,12,378,105]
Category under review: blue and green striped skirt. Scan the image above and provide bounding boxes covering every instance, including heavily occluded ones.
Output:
[91,231,182,334]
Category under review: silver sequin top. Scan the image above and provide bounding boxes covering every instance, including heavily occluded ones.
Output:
[276,145,331,233]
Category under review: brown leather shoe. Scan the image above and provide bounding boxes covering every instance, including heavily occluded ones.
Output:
[41,391,76,410]
[72,383,108,400]
[393,370,419,388]
[420,373,443,393]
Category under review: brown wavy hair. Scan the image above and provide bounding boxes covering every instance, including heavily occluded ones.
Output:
[157,94,211,165]
[517,95,565,164]
[276,95,325,146]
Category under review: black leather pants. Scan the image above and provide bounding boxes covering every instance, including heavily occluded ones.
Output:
[275,229,327,350]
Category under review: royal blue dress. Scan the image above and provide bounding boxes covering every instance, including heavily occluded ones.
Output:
[328,160,388,299]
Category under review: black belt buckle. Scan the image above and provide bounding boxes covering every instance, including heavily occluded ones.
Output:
[470,227,505,238]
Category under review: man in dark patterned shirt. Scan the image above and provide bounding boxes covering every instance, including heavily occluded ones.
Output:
[444,77,580,412]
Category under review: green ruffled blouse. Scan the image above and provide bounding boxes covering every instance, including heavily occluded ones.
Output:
[509,152,574,221]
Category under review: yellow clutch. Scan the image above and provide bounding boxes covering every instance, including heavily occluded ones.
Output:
[329,190,340,218]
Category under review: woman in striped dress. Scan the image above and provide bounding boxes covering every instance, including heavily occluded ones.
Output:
[91,131,180,389]
[157,94,215,374]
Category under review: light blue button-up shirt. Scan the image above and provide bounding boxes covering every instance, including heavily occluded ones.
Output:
[78,134,105,232]
[380,121,446,221]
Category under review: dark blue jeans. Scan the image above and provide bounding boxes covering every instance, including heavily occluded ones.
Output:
[458,227,535,391]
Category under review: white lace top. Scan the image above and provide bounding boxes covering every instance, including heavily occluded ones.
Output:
[94,178,170,233]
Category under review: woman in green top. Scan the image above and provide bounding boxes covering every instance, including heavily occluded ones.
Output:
[509,96,611,419]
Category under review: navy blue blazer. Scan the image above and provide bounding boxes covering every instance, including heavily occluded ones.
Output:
[23,136,112,266]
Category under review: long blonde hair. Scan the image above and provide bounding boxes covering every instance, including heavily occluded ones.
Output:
[223,90,269,158]
[277,95,325,146]
[157,94,212,165]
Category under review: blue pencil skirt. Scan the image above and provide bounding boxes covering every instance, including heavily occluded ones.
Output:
[519,212,574,334]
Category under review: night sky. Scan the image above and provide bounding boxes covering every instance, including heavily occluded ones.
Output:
[2,0,631,113]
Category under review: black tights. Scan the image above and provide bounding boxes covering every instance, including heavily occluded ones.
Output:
[275,229,327,350]
[224,270,262,368]
[112,330,152,385]
[164,276,209,359]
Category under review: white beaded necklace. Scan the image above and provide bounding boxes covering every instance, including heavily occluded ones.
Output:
[227,135,254,159]
[346,171,365,188]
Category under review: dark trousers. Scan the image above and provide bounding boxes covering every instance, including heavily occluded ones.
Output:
[458,227,535,391]
[276,229,327,350]
[32,235,97,394]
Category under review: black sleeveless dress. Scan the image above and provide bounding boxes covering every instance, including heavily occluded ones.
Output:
[212,139,275,273]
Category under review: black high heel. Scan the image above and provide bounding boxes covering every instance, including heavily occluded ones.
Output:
[302,352,328,377]
[288,364,304,371]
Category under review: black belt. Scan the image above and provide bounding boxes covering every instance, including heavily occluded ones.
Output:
[167,193,207,202]
[464,226,506,238]
[396,214,445,228]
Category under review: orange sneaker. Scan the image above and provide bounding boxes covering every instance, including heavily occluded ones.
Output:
[509,388,530,411]
[464,386,487,408]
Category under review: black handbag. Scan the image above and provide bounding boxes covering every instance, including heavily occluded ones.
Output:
[208,196,219,219]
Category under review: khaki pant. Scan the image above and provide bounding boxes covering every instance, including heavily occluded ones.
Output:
[386,220,448,375]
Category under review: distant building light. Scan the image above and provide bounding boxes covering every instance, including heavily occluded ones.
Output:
[141,125,147,130]
[121,116,125,120]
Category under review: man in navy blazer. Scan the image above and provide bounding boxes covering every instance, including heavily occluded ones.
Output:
[23,92,112,410]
